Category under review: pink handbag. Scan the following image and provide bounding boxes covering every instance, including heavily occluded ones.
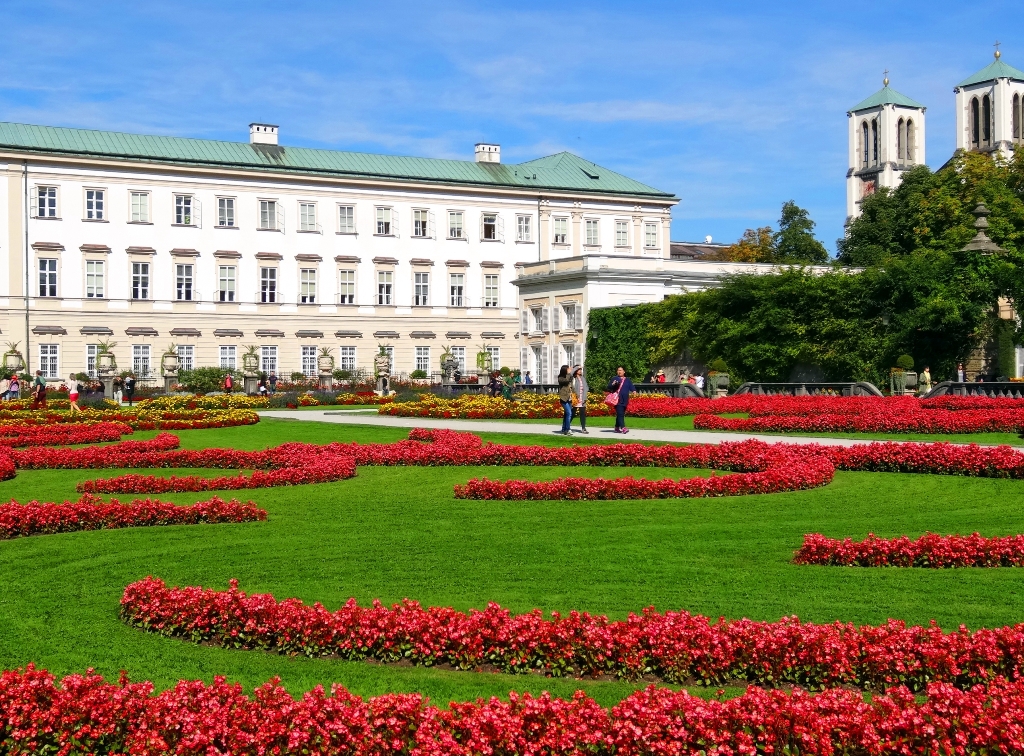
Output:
[603,390,619,406]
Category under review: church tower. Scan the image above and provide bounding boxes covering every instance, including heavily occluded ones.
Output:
[847,74,927,221]
[954,48,1024,161]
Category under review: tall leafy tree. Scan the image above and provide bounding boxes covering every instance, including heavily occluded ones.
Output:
[773,201,829,263]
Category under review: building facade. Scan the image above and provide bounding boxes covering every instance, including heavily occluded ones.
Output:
[0,122,677,383]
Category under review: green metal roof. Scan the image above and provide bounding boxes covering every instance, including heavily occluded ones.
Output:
[958,58,1024,87]
[849,86,926,112]
[0,121,675,200]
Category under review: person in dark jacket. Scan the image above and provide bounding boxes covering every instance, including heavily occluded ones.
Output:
[123,373,136,407]
[571,365,589,433]
[608,366,635,433]
[556,364,573,435]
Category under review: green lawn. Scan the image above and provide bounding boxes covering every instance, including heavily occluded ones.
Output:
[2,417,1024,707]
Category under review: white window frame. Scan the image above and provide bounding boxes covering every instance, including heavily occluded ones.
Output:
[480,212,502,241]
[219,345,237,370]
[448,210,464,239]
[516,214,532,242]
[84,188,105,220]
[339,346,356,371]
[217,197,236,228]
[175,263,195,301]
[39,344,59,379]
[132,261,149,300]
[85,260,105,298]
[483,273,499,308]
[451,346,466,374]
[130,191,150,223]
[615,219,629,248]
[132,344,151,378]
[301,345,318,377]
[38,258,58,297]
[449,273,465,307]
[300,268,317,303]
[338,269,355,304]
[260,345,278,375]
[259,199,282,231]
[174,194,196,226]
[415,346,430,373]
[337,205,356,234]
[585,218,600,246]
[553,216,568,244]
[86,344,98,378]
[176,344,195,372]
[218,265,236,302]
[35,186,58,218]
[486,346,500,371]
[377,271,393,305]
[414,271,430,306]
[644,222,658,249]
[299,202,319,232]
[375,206,394,236]
[412,208,431,238]
[260,267,278,303]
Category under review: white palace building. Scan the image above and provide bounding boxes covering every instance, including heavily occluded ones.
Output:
[0,121,685,383]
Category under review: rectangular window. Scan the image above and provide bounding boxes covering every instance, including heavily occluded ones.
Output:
[517,214,532,242]
[376,207,392,235]
[415,346,430,373]
[260,345,277,375]
[486,346,501,371]
[132,262,150,300]
[300,268,317,303]
[377,271,393,305]
[553,217,568,244]
[482,213,497,240]
[338,205,355,233]
[645,222,658,248]
[132,345,151,378]
[39,344,58,379]
[339,346,356,371]
[174,195,194,225]
[563,303,578,330]
[38,258,57,297]
[451,346,466,374]
[219,345,236,370]
[448,211,464,239]
[301,345,317,377]
[585,218,599,246]
[483,274,499,308]
[259,200,278,230]
[413,208,429,237]
[36,186,57,218]
[85,260,105,298]
[449,273,464,307]
[260,267,277,303]
[563,343,576,366]
[86,344,98,378]
[615,220,629,247]
[217,197,235,227]
[176,345,195,372]
[175,263,194,301]
[414,272,430,306]
[299,203,317,232]
[338,270,355,304]
[85,189,105,220]
[130,192,150,222]
[218,266,236,302]
[532,308,543,332]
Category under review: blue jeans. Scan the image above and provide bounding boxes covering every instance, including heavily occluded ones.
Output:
[560,400,573,432]
[615,402,627,429]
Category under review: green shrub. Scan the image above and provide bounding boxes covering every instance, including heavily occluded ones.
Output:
[895,354,915,370]
[410,369,427,379]
[333,369,352,380]
[177,366,229,395]
[708,358,729,373]
[290,372,306,382]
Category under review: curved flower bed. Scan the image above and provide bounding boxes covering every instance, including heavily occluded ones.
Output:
[122,576,1024,691]
[0,406,260,430]
[1,495,265,540]
[694,408,1024,434]
[795,532,1024,567]
[0,421,132,447]
[5,666,1024,756]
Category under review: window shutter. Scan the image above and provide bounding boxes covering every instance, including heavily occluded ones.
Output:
[391,208,400,238]
[496,215,505,243]
[521,347,528,373]
[541,307,550,332]
[552,305,560,333]
[540,347,548,383]
[521,309,529,334]
[575,303,583,331]
[276,204,285,233]
[193,197,202,228]
[479,213,485,241]
[428,211,435,239]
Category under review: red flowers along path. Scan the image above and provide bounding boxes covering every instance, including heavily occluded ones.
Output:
[122,576,1024,692]
[795,532,1024,568]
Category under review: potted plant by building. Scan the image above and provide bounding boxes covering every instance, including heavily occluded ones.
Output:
[2,342,25,374]
[161,344,179,375]
[707,358,730,397]
[95,339,117,373]
[475,344,493,381]
[242,345,260,375]
[318,346,335,374]
[439,344,458,385]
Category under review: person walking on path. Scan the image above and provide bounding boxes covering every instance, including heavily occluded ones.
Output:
[30,371,47,410]
[123,374,136,407]
[557,364,573,435]
[224,373,234,394]
[68,374,82,413]
[608,366,634,434]
[8,374,19,401]
[269,372,278,394]
[571,365,589,433]
[113,375,123,405]
[502,371,515,401]
[524,371,533,385]
[919,366,932,396]
[0,375,8,401]
[487,372,501,398]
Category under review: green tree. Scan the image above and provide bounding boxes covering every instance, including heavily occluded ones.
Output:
[773,201,829,263]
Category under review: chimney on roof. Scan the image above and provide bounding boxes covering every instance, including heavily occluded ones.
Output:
[249,123,279,146]
[475,143,500,163]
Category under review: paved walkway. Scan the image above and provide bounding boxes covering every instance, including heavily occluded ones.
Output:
[260,409,918,448]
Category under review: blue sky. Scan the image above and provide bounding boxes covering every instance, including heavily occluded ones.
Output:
[1,1,1019,252]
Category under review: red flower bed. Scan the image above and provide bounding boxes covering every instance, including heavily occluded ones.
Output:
[0,494,265,540]
[795,532,1024,568]
[5,666,1024,756]
[121,576,1024,691]
[0,421,132,447]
